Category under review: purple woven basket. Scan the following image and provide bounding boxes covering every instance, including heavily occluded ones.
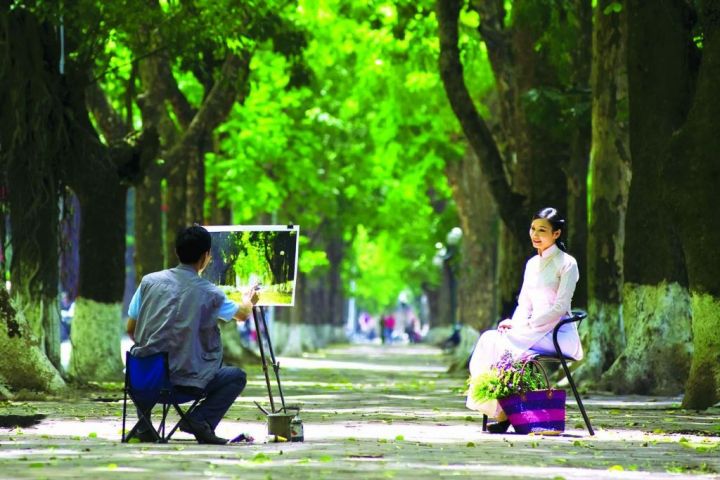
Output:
[499,389,566,434]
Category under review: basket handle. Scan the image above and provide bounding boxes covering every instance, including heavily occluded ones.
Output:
[518,358,553,394]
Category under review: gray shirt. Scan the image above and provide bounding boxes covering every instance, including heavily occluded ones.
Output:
[129,264,237,389]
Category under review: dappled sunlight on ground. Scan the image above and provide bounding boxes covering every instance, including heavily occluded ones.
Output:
[4,343,720,479]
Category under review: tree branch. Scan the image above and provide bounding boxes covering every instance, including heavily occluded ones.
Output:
[167,50,251,160]
[436,0,525,238]
[85,82,128,143]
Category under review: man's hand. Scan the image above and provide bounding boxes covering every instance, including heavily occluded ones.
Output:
[234,284,260,322]
[497,318,513,332]
[243,284,260,306]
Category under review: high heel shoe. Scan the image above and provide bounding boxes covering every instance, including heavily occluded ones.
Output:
[486,420,511,433]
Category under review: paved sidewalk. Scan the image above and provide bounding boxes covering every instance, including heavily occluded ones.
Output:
[1,344,718,479]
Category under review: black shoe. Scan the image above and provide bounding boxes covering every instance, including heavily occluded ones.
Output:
[178,417,228,445]
[127,428,159,443]
[486,420,511,434]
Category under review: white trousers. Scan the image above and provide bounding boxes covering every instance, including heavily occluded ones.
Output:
[466,323,583,418]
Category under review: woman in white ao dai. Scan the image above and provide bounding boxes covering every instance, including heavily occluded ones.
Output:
[466,208,583,424]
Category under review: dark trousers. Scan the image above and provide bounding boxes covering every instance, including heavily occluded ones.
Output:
[187,366,247,430]
[137,366,247,432]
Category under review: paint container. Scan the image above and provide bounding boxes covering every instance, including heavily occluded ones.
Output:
[267,412,294,441]
[290,414,304,442]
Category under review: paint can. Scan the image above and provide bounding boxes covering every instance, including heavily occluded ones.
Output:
[290,414,304,442]
[267,412,294,441]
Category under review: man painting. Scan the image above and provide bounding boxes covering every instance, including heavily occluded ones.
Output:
[126,225,258,444]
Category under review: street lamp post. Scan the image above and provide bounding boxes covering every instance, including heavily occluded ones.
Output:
[445,227,463,328]
[434,227,463,328]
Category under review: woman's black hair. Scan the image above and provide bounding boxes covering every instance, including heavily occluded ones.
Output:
[532,207,567,252]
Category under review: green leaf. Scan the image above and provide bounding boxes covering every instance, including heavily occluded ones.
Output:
[603,2,623,15]
[252,453,272,463]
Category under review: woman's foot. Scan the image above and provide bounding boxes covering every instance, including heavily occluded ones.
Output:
[486,420,511,433]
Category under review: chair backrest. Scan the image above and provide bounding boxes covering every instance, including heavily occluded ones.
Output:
[125,351,171,405]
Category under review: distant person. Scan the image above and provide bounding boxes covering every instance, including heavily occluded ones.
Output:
[439,324,461,351]
[382,313,396,344]
[358,312,377,341]
[466,208,582,433]
[405,314,422,343]
[126,225,259,444]
[60,291,75,342]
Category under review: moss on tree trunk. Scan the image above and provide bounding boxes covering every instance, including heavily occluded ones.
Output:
[683,294,720,408]
[0,290,65,395]
[601,283,692,394]
[68,299,123,382]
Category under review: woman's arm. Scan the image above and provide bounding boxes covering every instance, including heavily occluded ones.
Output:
[510,267,533,325]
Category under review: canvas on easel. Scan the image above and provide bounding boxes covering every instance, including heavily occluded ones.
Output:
[202,225,299,307]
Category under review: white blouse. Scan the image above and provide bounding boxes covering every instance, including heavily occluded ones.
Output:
[511,243,579,335]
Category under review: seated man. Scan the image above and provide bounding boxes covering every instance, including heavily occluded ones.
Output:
[126,225,258,444]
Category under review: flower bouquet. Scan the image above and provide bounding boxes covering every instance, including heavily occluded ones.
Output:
[468,351,567,434]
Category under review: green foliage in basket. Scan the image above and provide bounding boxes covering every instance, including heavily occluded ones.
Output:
[468,351,546,402]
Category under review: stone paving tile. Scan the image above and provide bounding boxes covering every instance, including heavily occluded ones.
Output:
[0,343,718,479]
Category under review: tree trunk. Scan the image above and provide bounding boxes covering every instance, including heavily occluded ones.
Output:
[496,227,527,320]
[612,0,696,394]
[64,71,155,383]
[135,168,165,277]
[578,0,631,384]
[1,7,64,375]
[162,52,250,261]
[438,0,576,331]
[283,270,318,355]
[445,150,499,330]
[670,0,720,409]
[565,0,593,308]
[326,236,346,329]
[0,289,65,396]
[67,151,127,382]
[207,173,232,225]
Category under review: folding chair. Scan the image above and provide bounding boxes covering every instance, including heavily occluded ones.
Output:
[121,351,205,443]
[482,309,595,435]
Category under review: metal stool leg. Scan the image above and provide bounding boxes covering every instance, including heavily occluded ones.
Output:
[559,357,594,435]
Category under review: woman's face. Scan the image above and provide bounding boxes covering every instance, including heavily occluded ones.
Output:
[529,218,560,254]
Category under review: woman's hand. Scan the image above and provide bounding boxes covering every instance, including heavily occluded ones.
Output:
[498,319,513,332]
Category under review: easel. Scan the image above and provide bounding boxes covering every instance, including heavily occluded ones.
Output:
[251,305,302,441]
[251,305,288,414]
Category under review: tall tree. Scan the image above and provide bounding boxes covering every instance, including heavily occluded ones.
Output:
[601,0,696,394]
[437,0,589,320]
[578,0,632,384]
[1,2,158,383]
[0,5,65,381]
[670,0,720,408]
